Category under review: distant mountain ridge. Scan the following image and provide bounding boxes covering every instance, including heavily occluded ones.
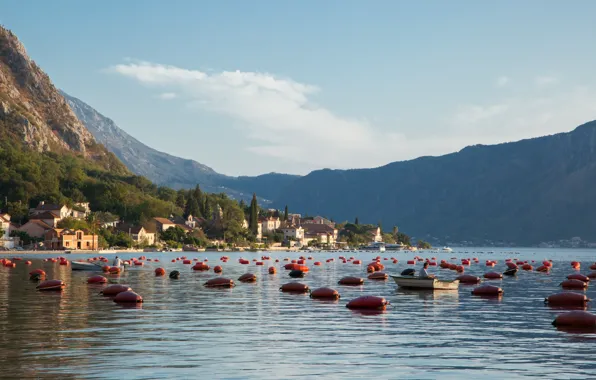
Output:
[272,122,596,245]
[62,92,299,202]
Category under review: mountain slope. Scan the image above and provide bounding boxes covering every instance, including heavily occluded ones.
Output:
[274,122,596,245]
[62,92,299,201]
[0,26,123,171]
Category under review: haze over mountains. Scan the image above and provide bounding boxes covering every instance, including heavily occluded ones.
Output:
[2,25,596,245]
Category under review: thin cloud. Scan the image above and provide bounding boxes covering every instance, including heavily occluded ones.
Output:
[158,92,177,100]
[495,76,510,87]
[535,76,559,86]
[108,61,405,169]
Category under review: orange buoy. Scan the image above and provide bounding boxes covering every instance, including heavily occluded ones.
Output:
[204,278,235,288]
[280,282,309,293]
[36,280,65,291]
[521,264,533,271]
[561,279,588,290]
[183,259,192,265]
[352,260,362,265]
[366,265,376,273]
[109,266,121,274]
[24,260,32,265]
[310,287,340,299]
[102,265,111,272]
[134,261,144,266]
[114,291,143,303]
[314,261,322,266]
[543,261,553,268]
[155,268,166,276]
[456,274,481,284]
[192,262,210,271]
[552,311,596,328]
[100,284,132,295]
[536,265,550,273]
[87,275,107,284]
[346,296,388,310]
[59,260,69,266]
[238,273,257,283]
[455,265,465,273]
[213,265,223,273]
[567,274,589,283]
[545,292,590,307]
[472,284,503,296]
[440,262,450,269]
[284,263,301,270]
[368,272,388,280]
[29,269,46,276]
[268,266,277,274]
[338,276,364,285]
[369,262,385,271]
[484,272,503,280]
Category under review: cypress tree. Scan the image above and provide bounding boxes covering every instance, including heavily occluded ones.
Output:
[184,196,200,218]
[284,205,288,221]
[249,193,258,234]
[192,185,203,217]
[203,197,213,220]
[355,216,359,225]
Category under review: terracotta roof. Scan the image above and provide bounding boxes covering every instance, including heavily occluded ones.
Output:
[153,217,175,225]
[30,211,60,220]
[302,224,336,234]
[116,224,144,234]
[24,220,53,230]
[176,224,193,231]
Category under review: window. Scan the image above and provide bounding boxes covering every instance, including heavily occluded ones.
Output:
[65,242,69,247]
[87,242,90,247]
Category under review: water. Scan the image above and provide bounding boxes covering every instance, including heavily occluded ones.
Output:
[0,248,595,379]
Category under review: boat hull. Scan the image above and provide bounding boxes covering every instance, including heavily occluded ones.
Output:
[71,261,103,271]
[390,276,459,290]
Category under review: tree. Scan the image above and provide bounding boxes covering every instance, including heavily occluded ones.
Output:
[417,240,432,249]
[392,226,398,238]
[378,221,383,233]
[249,193,258,235]
[355,217,359,225]
[396,232,411,246]
[203,197,213,221]
[284,205,288,221]
[184,196,201,218]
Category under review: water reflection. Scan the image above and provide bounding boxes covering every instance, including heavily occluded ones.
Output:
[0,248,595,379]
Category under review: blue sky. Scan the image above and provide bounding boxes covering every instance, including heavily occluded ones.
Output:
[2,1,596,175]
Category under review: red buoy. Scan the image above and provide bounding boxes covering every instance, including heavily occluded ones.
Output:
[590,263,596,270]
[313,261,322,266]
[238,273,257,283]
[37,280,65,291]
[367,272,388,280]
[545,292,590,307]
[280,282,309,293]
[213,265,223,273]
[268,267,277,274]
[24,260,32,265]
[407,260,416,265]
[588,272,596,279]
[134,261,144,266]
[114,291,143,303]
[567,274,590,283]
[369,262,385,271]
[29,269,46,276]
[536,265,550,273]
[87,275,107,284]
[310,287,340,299]
[522,264,533,271]
[109,266,121,274]
[561,279,588,290]
[455,265,465,273]
[204,278,235,288]
[338,276,364,286]
[472,284,503,296]
[456,274,481,284]
[552,311,596,328]
[192,262,210,271]
[483,272,503,279]
[352,260,362,265]
[155,268,166,276]
[101,284,132,295]
[346,296,388,310]
[183,259,192,265]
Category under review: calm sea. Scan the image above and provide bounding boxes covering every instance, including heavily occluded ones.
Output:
[0,248,595,379]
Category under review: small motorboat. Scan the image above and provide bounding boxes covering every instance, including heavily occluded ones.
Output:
[391,275,459,290]
[71,261,103,271]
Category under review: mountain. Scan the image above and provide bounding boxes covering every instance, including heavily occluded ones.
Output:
[0,27,122,171]
[273,122,596,245]
[62,92,299,202]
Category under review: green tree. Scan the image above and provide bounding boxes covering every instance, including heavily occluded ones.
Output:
[396,232,411,246]
[184,195,201,218]
[249,193,258,235]
[203,197,213,221]
[417,240,432,249]
[284,205,288,221]
[355,217,359,225]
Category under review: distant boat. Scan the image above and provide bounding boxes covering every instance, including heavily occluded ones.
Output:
[442,247,453,252]
[361,242,386,252]
[71,261,102,271]
[385,243,405,251]
[391,275,459,290]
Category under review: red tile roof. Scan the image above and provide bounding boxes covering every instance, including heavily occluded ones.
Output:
[153,217,175,225]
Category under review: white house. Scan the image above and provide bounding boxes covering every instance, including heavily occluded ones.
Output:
[259,216,281,234]
[281,226,304,242]
[0,213,16,249]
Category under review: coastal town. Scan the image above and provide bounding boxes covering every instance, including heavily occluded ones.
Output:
[0,199,402,252]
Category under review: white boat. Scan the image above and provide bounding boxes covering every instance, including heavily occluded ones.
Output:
[442,247,453,252]
[71,261,103,271]
[390,275,459,290]
[385,244,405,251]
[361,242,386,252]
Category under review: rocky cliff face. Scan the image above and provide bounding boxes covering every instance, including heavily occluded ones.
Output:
[0,26,96,155]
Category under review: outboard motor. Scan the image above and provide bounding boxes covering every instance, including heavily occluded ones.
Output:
[169,270,180,279]
[503,268,517,276]
[401,268,416,276]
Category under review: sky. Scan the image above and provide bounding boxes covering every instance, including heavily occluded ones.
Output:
[2,1,596,176]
